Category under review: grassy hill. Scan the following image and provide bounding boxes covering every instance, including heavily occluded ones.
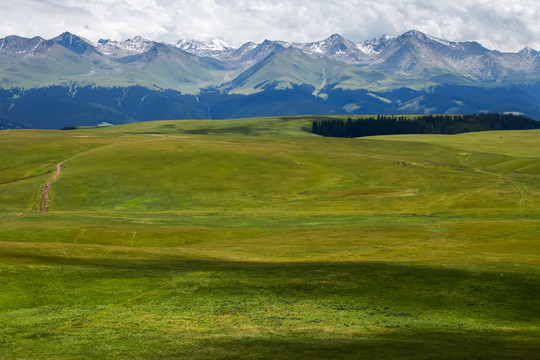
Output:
[1,116,539,359]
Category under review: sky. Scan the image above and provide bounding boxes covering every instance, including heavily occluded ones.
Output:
[1,0,539,52]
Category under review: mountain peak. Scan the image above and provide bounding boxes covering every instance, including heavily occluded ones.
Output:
[519,46,539,58]
[52,32,90,42]
[0,35,49,56]
[132,35,149,42]
[51,32,95,54]
[319,34,348,45]
[304,33,358,57]
[327,33,344,40]
[257,40,286,52]
[401,30,454,45]
[402,29,427,38]
[57,31,74,38]
[392,30,468,52]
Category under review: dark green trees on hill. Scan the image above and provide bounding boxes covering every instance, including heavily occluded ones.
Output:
[312,113,540,138]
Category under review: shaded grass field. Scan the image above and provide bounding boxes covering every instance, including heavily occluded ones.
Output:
[1,117,539,359]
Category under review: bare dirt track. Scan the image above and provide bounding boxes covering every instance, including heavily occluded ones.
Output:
[41,163,63,213]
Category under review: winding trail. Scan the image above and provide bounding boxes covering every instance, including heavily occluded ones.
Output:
[473,167,529,216]
[41,163,63,213]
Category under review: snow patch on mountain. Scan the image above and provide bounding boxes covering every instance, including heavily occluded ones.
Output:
[425,34,459,48]
[356,35,395,54]
[29,39,44,55]
[0,36,52,57]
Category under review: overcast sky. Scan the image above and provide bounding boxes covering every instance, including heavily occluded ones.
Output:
[1,0,538,52]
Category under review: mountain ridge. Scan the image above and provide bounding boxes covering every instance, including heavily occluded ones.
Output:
[1,30,540,128]
[1,29,539,94]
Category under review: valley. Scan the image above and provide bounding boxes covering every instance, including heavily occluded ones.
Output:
[1,116,538,359]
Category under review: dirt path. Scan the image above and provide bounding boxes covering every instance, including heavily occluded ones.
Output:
[473,167,529,216]
[0,213,28,224]
[41,163,63,213]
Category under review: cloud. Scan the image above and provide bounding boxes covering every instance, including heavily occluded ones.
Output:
[1,0,539,51]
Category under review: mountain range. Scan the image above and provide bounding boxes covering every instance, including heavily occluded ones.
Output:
[1,30,540,129]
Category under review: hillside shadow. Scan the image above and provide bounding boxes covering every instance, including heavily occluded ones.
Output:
[155,331,540,360]
[3,246,539,325]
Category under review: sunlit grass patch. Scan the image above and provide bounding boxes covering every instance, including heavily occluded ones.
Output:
[0,117,539,358]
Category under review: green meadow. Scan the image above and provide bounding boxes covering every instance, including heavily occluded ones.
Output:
[1,116,539,359]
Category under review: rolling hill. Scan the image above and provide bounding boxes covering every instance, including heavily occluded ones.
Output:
[1,117,539,358]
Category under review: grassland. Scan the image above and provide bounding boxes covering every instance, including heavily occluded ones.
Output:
[1,116,539,359]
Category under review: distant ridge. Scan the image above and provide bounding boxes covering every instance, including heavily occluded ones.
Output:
[1,30,539,93]
[1,30,540,128]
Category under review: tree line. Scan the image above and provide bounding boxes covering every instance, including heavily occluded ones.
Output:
[312,113,540,138]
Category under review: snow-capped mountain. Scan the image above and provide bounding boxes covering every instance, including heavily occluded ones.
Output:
[175,38,235,58]
[96,36,156,57]
[519,46,540,58]
[1,30,539,90]
[177,34,379,63]
[175,38,287,65]
[292,34,367,63]
[1,30,540,128]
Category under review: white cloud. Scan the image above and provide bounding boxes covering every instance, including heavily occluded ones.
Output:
[0,0,539,51]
